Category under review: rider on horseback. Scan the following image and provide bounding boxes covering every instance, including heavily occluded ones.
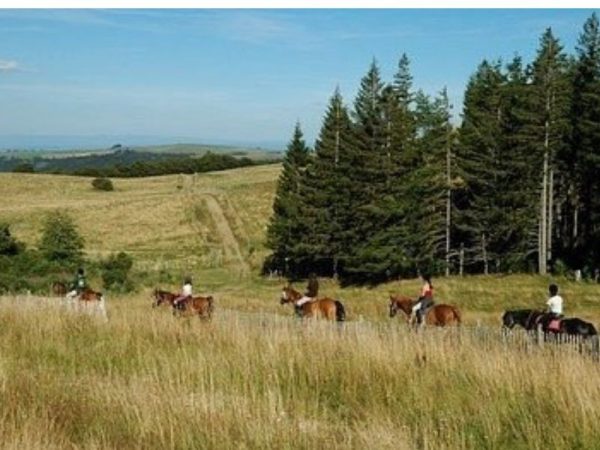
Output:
[173,276,193,309]
[544,283,564,331]
[66,267,87,300]
[412,274,434,325]
[295,273,319,316]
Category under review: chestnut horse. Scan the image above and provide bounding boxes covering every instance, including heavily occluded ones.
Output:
[389,294,460,327]
[174,295,214,320]
[152,288,177,308]
[280,286,346,322]
[74,288,107,319]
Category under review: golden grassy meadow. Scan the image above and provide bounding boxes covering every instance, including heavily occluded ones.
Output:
[2,168,600,449]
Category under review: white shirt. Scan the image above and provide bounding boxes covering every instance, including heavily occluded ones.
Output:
[547,295,563,315]
[182,283,193,297]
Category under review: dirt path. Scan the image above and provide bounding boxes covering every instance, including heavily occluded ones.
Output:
[199,193,250,276]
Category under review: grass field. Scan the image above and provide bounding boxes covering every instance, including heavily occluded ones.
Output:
[1,294,600,449]
[2,167,600,449]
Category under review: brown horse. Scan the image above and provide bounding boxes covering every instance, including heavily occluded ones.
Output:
[280,286,346,322]
[51,281,67,297]
[152,288,177,308]
[79,288,105,303]
[72,288,107,319]
[389,294,460,327]
[174,295,214,320]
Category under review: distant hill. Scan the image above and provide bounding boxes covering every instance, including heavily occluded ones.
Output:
[0,146,282,177]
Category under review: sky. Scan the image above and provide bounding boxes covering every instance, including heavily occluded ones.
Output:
[0,9,598,150]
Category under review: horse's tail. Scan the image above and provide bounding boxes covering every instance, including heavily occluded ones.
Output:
[334,300,346,322]
[452,306,461,325]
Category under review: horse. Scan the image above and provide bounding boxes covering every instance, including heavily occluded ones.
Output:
[389,294,460,327]
[280,286,346,322]
[501,309,545,330]
[173,295,214,320]
[51,281,67,297]
[152,288,178,308]
[542,316,598,337]
[72,287,107,320]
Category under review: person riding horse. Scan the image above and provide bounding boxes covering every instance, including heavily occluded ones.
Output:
[412,274,434,325]
[541,283,564,332]
[294,273,319,316]
[66,268,87,301]
[173,277,193,309]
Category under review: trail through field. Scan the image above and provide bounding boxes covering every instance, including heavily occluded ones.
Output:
[181,181,250,277]
[201,193,250,276]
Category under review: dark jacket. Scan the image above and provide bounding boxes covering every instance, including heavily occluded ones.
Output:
[305,277,319,297]
[71,274,87,293]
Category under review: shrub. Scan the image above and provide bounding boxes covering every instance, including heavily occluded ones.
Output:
[38,211,84,262]
[92,177,114,191]
[0,223,24,256]
[101,252,134,292]
[12,162,34,173]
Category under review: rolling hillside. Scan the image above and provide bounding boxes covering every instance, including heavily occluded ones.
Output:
[0,165,279,277]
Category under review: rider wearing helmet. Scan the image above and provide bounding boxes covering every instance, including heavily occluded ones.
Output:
[66,267,87,300]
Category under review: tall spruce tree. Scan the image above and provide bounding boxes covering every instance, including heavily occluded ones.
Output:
[265,123,311,276]
[455,60,507,273]
[343,60,391,283]
[297,89,358,278]
[569,13,600,268]
[526,28,571,274]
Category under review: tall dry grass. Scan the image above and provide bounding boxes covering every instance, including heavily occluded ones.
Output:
[1,294,600,449]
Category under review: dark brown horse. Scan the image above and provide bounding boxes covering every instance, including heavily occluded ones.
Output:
[152,288,177,308]
[389,294,460,327]
[280,286,346,322]
[51,281,67,297]
[174,295,214,320]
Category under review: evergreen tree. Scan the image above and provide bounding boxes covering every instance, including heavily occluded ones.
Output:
[568,13,600,268]
[455,60,506,273]
[265,123,311,275]
[298,89,358,278]
[526,28,571,274]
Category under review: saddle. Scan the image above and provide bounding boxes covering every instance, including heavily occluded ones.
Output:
[547,318,562,332]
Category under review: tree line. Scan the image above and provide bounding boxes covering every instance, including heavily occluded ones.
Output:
[266,13,600,285]
[4,149,277,178]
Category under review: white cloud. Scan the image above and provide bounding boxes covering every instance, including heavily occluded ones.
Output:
[0,59,19,73]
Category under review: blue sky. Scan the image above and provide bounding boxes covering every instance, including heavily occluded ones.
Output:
[0,9,597,149]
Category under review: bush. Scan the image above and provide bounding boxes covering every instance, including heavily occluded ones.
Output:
[38,211,84,262]
[92,177,114,191]
[101,252,134,292]
[0,223,24,256]
[12,162,34,173]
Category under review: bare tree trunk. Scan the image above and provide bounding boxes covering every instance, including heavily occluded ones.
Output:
[445,134,452,277]
[482,234,489,275]
[459,244,464,277]
[547,166,554,264]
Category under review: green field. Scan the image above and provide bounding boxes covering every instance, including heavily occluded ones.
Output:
[1,167,600,449]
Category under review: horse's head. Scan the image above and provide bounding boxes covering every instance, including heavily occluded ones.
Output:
[152,288,162,308]
[280,285,300,305]
[501,311,515,329]
[389,295,413,319]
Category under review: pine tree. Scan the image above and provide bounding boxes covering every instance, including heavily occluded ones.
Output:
[526,28,571,274]
[265,123,311,276]
[455,60,506,273]
[569,13,600,268]
[296,89,358,278]
[343,60,391,283]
